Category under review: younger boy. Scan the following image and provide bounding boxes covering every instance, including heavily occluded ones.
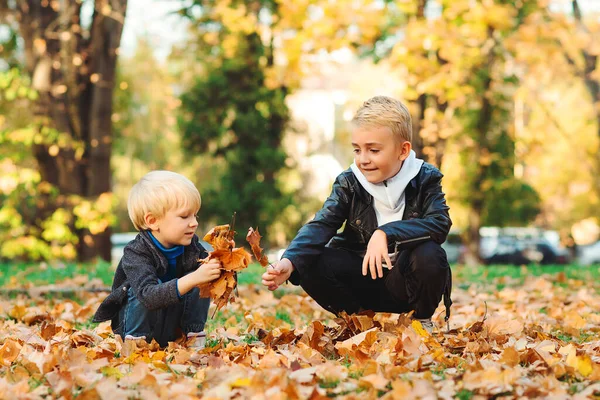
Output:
[93,171,221,347]
[262,96,452,331]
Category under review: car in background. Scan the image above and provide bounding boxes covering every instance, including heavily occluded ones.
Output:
[442,231,463,264]
[454,227,571,265]
[111,232,138,264]
[578,241,600,266]
[482,237,570,265]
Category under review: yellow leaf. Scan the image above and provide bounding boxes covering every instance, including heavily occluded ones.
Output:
[101,366,124,379]
[411,320,430,337]
[566,350,593,377]
[9,304,27,320]
[230,377,251,388]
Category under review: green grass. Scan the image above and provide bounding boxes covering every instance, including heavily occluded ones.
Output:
[454,264,600,286]
[236,263,264,285]
[1,261,598,294]
[0,260,115,287]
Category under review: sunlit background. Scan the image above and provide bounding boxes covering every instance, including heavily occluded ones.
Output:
[1,0,599,266]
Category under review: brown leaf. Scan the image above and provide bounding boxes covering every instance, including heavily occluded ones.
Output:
[246,227,269,267]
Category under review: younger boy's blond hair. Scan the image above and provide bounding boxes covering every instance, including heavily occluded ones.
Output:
[128,171,201,231]
[352,95,412,143]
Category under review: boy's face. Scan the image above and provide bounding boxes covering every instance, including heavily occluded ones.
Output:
[351,125,411,184]
[145,205,199,248]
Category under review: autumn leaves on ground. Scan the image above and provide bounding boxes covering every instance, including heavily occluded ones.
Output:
[1,265,600,399]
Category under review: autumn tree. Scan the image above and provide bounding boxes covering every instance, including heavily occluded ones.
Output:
[0,1,127,261]
[178,0,292,239]
[554,1,600,215]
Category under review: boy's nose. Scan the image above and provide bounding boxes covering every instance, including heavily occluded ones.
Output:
[357,153,370,165]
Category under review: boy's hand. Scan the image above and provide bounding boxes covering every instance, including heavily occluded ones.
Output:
[195,258,222,284]
[177,258,222,295]
[363,229,392,279]
[261,258,294,291]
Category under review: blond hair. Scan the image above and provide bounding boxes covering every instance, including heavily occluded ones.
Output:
[127,171,201,231]
[352,96,412,142]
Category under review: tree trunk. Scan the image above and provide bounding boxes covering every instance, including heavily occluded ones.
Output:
[17,0,127,261]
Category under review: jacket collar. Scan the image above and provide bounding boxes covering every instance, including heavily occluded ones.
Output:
[348,167,421,204]
[138,230,205,273]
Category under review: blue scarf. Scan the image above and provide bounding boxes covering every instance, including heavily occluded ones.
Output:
[148,232,184,283]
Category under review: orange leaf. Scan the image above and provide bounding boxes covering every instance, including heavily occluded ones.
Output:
[211,247,252,271]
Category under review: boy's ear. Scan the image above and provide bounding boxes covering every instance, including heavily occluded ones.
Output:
[145,212,160,231]
[399,141,412,160]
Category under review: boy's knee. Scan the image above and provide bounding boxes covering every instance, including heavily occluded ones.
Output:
[408,242,449,277]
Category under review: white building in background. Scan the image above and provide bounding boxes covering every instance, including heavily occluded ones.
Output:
[283,50,405,200]
[284,89,344,199]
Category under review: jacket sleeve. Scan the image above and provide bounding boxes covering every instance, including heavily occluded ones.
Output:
[282,173,351,278]
[378,170,452,251]
[121,245,181,311]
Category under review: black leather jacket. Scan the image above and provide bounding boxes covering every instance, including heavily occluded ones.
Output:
[283,162,452,280]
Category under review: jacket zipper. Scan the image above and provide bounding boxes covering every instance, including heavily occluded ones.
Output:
[396,235,431,245]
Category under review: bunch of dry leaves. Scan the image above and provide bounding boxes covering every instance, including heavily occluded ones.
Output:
[198,226,268,311]
[1,269,600,398]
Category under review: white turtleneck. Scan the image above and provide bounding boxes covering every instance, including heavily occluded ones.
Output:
[350,150,424,226]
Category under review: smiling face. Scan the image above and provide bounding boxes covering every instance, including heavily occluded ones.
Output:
[351,125,411,184]
[145,205,199,248]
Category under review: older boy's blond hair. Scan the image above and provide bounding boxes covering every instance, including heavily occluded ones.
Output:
[352,96,412,142]
[128,171,201,231]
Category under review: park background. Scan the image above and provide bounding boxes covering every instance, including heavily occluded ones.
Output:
[2,1,600,398]
[1,0,600,265]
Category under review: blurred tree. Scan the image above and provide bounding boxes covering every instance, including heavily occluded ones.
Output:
[357,0,544,263]
[1,0,127,261]
[178,0,292,241]
[112,38,209,233]
[0,70,114,260]
[559,0,600,213]
[506,1,599,234]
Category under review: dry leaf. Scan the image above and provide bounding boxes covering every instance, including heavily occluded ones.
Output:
[246,227,269,267]
[198,225,253,310]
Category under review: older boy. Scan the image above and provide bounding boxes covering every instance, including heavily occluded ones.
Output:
[262,96,452,332]
[93,171,221,347]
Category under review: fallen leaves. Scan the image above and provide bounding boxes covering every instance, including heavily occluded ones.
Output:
[0,271,600,398]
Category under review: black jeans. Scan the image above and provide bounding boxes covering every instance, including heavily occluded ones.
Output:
[299,241,452,320]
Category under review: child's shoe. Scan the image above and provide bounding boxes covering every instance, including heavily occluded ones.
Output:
[124,334,147,341]
[416,318,435,334]
[186,331,206,350]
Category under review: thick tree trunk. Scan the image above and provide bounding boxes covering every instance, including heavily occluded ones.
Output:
[17,0,127,261]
